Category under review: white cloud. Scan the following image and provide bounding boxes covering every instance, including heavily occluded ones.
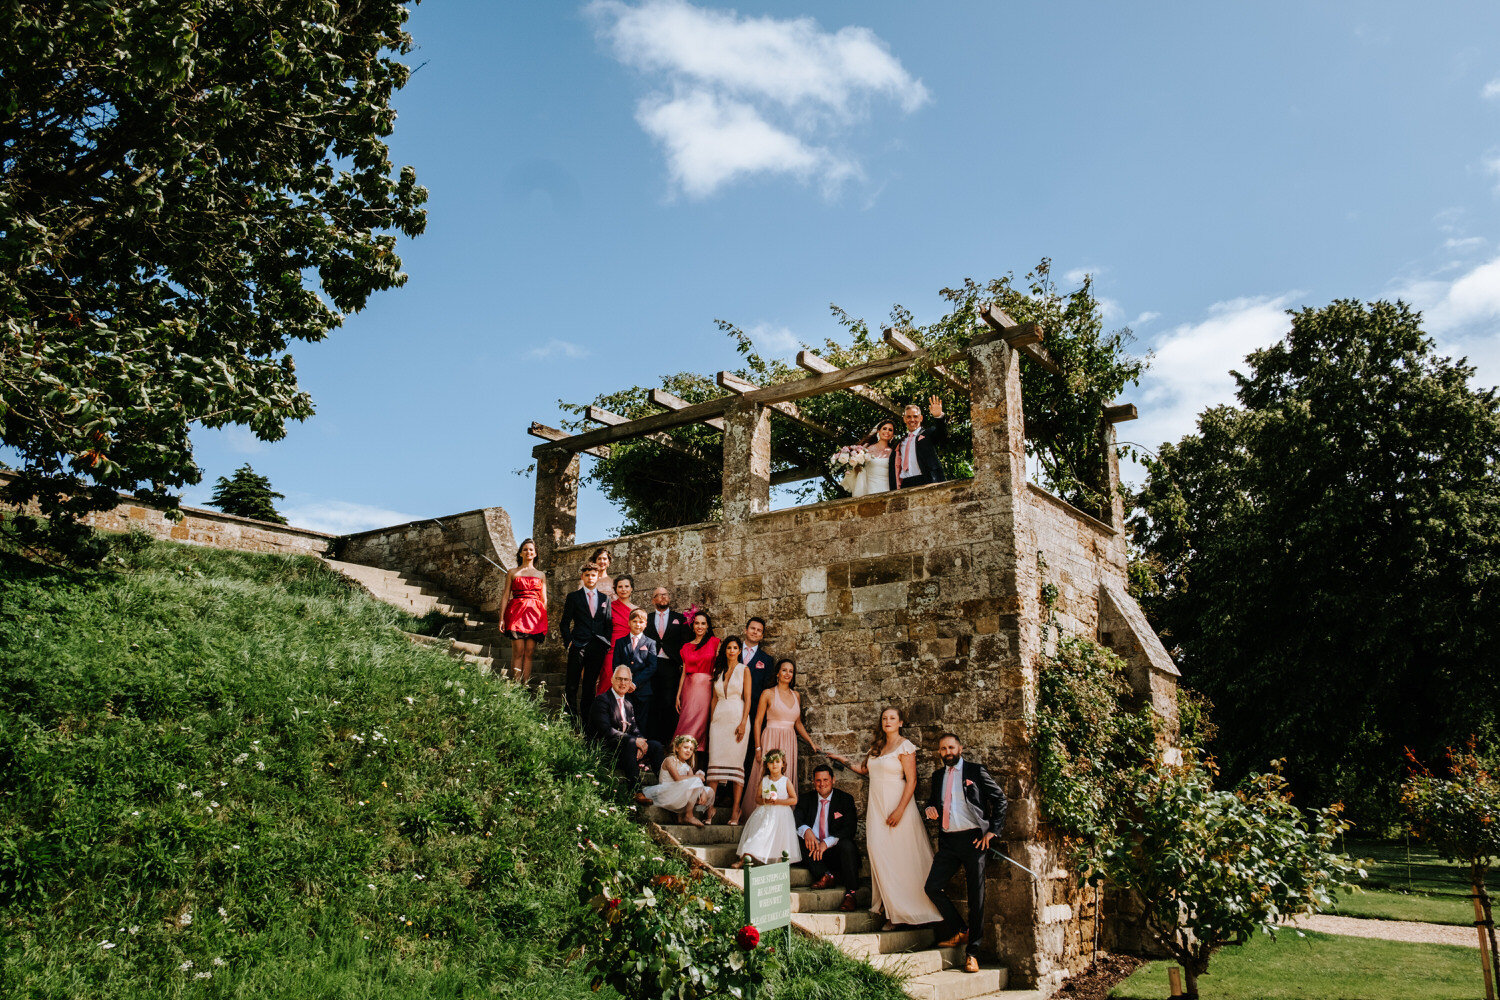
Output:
[1401,254,1500,336]
[1131,311,1160,327]
[1064,266,1105,284]
[637,91,855,198]
[526,339,590,361]
[1131,294,1297,452]
[280,499,418,535]
[589,0,927,197]
[746,321,801,357]
[1482,77,1500,100]
[1444,236,1487,251]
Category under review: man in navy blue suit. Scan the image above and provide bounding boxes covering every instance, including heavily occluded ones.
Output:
[560,560,612,720]
[643,586,689,745]
[588,664,664,781]
[923,732,1007,974]
[613,608,659,736]
[892,396,948,488]
[740,616,776,772]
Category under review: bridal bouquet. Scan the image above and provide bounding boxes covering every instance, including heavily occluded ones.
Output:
[829,445,869,473]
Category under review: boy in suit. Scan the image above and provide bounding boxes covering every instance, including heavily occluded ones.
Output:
[923,732,1007,973]
[613,608,658,736]
[794,764,862,911]
[560,561,612,719]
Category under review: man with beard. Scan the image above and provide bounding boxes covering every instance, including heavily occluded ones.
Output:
[922,732,1006,973]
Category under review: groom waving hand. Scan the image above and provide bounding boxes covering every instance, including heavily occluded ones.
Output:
[892,396,948,489]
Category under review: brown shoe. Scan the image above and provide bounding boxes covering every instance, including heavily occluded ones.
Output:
[935,930,969,949]
[838,890,859,912]
[964,955,979,974]
[811,874,836,890]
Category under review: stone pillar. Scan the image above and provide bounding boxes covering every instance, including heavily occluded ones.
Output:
[1101,421,1127,535]
[968,335,1027,495]
[721,399,771,523]
[532,448,579,565]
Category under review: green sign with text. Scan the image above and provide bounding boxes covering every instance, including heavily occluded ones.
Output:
[745,862,792,931]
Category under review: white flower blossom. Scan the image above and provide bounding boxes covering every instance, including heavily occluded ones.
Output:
[178,911,193,927]
[217,907,228,918]
[232,753,248,765]
[191,791,203,799]
[256,761,265,770]
[99,941,116,950]
[194,971,212,980]
[212,957,226,966]
[178,960,194,970]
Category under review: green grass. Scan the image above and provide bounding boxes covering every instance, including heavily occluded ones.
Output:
[0,536,906,1000]
[1329,840,1477,926]
[1110,930,1484,1000]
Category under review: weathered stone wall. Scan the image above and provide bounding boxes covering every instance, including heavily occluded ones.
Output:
[0,472,333,557]
[528,331,1178,990]
[336,508,518,615]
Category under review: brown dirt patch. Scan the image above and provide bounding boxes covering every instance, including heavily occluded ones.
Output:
[1054,952,1148,1000]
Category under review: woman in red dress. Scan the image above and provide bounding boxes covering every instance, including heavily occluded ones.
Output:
[502,538,548,683]
[594,573,638,696]
[674,611,718,749]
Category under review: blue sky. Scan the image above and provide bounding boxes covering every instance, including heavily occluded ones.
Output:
[182,1,1500,540]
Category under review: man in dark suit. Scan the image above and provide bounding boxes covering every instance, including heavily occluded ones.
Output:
[613,608,659,736]
[891,396,948,489]
[588,664,665,781]
[560,561,612,719]
[740,617,776,772]
[794,764,862,912]
[643,586,689,744]
[923,732,1007,974]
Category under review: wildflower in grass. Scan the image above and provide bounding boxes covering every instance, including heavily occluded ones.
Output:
[232,753,248,765]
[217,907,228,918]
[192,790,203,798]
[99,941,115,950]
[212,957,225,966]
[178,911,192,927]
[178,960,194,971]
[256,761,265,770]
[194,971,212,979]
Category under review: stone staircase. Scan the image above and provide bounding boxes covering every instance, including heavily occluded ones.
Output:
[321,557,510,674]
[641,799,1047,1000]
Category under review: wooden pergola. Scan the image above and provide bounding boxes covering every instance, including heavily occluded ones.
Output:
[526,307,1137,557]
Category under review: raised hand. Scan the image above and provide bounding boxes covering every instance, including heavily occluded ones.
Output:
[928,395,944,419]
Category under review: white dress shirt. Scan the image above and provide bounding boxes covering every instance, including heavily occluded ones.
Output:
[742,643,758,664]
[941,758,984,832]
[795,793,840,848]
[901,430,923,479]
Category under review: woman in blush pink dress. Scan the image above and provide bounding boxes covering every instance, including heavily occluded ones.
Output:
[673,611,718,750]
[742,658,820,821]
[829,707,942,930]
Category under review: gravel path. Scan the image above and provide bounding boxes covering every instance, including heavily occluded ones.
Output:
[1290,913,1478,948]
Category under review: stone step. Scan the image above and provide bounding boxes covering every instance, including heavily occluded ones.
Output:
[827,926,935,958]
[792,884,869,913]
[717,864,816,889]
[792,910,885,935]
[903,967,1006,1000]
[656,823,743,845]
[862,946,963,977]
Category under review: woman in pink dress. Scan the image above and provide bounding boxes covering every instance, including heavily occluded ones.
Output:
[501,538,547,683]
[829,707,942,930]
[673,611,718,751]
[595,573,637,697]
[742,658,821,821]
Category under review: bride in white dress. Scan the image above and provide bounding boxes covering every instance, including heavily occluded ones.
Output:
[845,419,897,498]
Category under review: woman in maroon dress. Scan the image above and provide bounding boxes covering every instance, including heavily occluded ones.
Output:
[674,611,718,750]
[502,538,548,683]
[595,573,638,697]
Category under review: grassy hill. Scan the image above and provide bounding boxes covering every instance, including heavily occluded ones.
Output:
[0,534,905,1000]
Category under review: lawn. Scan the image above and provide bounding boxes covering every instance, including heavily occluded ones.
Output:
[0,534,907,1000]
[1110,930,1484,1000]
[1330,840,1477,927]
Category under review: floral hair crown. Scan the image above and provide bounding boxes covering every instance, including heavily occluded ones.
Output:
[672,735,698,751]
[762,749,786,765]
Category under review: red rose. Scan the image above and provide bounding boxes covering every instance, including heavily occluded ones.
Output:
[736,925,760,950]
[607,898,621,910]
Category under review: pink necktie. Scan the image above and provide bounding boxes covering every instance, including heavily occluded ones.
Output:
[587,591,596,615]
[943,767,958,831]
[817,798,828,841]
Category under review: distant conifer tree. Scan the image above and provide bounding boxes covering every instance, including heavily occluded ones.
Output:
[209,465,287,524]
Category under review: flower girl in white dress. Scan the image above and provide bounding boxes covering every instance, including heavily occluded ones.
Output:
[641,735,715,826]
[733,750,802,866]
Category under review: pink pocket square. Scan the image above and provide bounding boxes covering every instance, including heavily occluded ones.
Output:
[833,812,844,819]
[964,779,975,786]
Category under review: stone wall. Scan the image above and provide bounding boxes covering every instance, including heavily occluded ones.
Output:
[336,508,518,615]
[0,472,333,557]
[529,331,1180,991]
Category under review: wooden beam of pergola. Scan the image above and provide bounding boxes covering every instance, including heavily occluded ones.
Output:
[648,388,726,431]
[529,421,610,459]
[585,406,709,460]
[770,465,823,486]
[882,328,968,394]
[716,371,837,439]
[1104,403,1138,424]
[531,346,939,456]
[796,350,902,416]
[976,305,1061,375]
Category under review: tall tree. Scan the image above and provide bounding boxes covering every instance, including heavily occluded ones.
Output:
[559,262,1144,535]
[1131,299,1500,825]
[0,1,427,554]
[208,463,286,524]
